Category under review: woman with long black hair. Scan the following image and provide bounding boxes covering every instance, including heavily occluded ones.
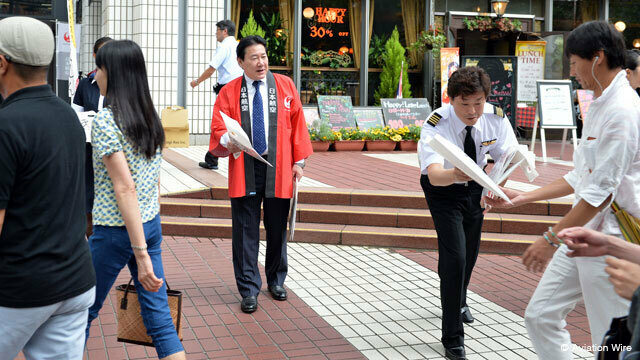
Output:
[86,40,185,360]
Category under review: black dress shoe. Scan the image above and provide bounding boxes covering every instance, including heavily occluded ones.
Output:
[444,346,467,360]
[241,296,258,313]
[461,306,474,324]
[268,285,287,301]
[198,161,218,170]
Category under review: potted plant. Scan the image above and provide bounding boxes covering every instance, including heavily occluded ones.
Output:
[333,128,365,151]
[363,126,397,151]
[374,27,411,105]
[308,119,335,151]
[395,125,421,151]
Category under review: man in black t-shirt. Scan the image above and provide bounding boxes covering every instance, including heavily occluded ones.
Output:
[0,16,96,359]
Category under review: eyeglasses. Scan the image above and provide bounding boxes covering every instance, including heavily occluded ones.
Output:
[0,54,11,62]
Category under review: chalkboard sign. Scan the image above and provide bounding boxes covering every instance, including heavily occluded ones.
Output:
[302,106,320,126]
[353,107,384,130]
[461,56,517,128]
[317,95,356,130]
[380,98,432,129]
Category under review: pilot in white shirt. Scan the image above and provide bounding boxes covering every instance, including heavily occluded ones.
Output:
[417,66,517,360]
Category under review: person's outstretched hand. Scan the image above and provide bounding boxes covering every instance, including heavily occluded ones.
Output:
[522,238,557,273]
[482,187,525,214]
[559,226,610,258]
[605,257,640,300]
[134,251,163,292]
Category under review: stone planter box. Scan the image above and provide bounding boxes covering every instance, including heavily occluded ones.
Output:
[311,141,331,152]
[333,140,365,151]
[365,140,397,151]
[398,140,418,151]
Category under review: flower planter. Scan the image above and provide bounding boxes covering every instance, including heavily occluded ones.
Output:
[398,140,418,151]
[365,140,397,151]
[311,141,331,152]
[333,140,365,151]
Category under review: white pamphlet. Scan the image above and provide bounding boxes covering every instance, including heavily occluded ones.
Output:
[287,178,299,242]
[220,111,273,167]
[426,134,512,204]
[78,111,96,143]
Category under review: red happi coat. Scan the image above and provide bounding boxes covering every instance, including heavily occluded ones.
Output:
[209,72,313,198]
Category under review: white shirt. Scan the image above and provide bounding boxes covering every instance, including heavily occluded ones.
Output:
[564,70,640,236]
[418,103,518,178]
[209,36,243,85]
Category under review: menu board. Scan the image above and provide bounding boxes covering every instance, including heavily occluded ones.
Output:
[462,56,517,128]
[537,80,576,128]
[317,95,356,130]
[353,107,384,130]
[380,98,432,129]
[303,106,320,126]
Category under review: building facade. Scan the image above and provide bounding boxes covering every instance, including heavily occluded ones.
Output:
[2,0,637,142]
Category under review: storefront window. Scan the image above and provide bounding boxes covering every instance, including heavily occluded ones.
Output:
[0,0,52,16]
[609,0,640,50]
[552,0,600,31]
[506,0,531,15]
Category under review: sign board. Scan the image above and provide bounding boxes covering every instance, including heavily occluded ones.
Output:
[380,98,431,129]
[576,89,594,122]
[536,80,576,128]
[516,41,546,103]
[462,56,517,128]
[317,95,356,130]
[353,107,384,130]
[303,106,320,127]
[440,48,460,105]
[56,22,82,81]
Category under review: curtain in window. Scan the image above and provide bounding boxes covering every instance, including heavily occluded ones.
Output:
[401,0,425,70]
[279,0,294,66]
[348,0,374,69]
[231,0,241,36]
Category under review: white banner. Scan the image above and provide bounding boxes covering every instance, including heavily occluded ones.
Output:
[55,22,81,82]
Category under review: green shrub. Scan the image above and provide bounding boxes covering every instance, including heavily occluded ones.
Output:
[374,27,411,105]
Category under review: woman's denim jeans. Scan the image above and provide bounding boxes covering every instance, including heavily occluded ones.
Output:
[86,215,183,358]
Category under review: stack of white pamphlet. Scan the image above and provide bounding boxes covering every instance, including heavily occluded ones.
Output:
[425,135,538,204]
[482,144,539,200]
[78,111,96,143]
[287,178,299,242]
[219,111,273,167]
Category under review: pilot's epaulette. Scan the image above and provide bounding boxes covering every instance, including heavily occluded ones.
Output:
[427,112,442,127]
[492,105,504,118]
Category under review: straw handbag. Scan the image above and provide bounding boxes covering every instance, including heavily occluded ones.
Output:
[611,202,640,245]
[115,278,183,346]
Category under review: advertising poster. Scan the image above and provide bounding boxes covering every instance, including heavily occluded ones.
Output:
[516,41,546,103]
[440,48,460,105]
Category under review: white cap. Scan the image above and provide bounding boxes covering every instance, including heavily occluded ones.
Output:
[0,16,54,66]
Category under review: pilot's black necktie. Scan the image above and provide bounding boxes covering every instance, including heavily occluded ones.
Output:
[464,126,476,164]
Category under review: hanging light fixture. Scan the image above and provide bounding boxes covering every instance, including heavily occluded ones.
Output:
[633,39,640,48]
[614,21,626,32]
[303,7,314,20]
[491,0,509,17]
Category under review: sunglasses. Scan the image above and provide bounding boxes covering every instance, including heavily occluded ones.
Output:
[0,54,11,62]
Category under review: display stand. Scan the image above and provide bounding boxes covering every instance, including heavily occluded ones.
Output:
[532,80,578,162]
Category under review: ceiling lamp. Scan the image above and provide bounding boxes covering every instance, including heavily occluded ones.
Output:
[491,0,509,17]
[633,39,640,48]
[614,21,626,32]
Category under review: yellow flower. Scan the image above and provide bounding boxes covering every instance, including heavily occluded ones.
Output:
[391,135,402,142]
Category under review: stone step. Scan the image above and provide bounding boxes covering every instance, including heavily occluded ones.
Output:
[163,187,572,216]
[160,198,563,236]
[160,215,538,255]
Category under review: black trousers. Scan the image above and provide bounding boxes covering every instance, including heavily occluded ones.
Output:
[230,157,290,297]
[421,174,484,349]
[204,83,229,166]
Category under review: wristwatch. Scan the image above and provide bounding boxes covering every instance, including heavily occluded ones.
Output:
[295,160,305,169]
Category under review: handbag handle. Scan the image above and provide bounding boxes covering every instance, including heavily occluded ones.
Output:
[120,277,170,310]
